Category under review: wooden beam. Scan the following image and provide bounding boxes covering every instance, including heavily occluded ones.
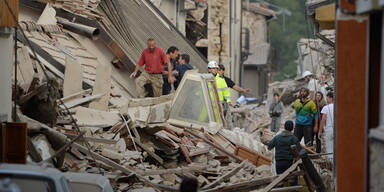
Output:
[184,128,242,162]
[203,160,247,189]
[261,159,301,192]
[201,171,303,192]
[136,165,207,176]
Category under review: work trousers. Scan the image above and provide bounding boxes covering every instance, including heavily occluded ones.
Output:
[276,160,298,189]
[135,71,163,98]
[294,124,313,146]
[324,131,333,159]
[162,76,171,95]
[313,133,322,153]
[271,116,281,133]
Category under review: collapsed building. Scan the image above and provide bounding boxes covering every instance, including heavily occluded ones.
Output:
[0,0,334,191]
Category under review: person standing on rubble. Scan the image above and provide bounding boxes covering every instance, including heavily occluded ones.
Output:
[269,93,283,133]
[174,54,194,89]
[208,61,232,114]
[303,71,320,100]
[319,92,334,158]
[314,91,326,153]
[294,87,318,146]
[268,120,301,176]
[162,46,179,95]
[218,64,250,94]
[130,38,175,97]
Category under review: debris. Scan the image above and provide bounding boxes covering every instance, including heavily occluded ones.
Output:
[235,145,271,167]
[59,93,104,109]
[184,128,243,163]
[203,160,247,189]
[63,56,83,97]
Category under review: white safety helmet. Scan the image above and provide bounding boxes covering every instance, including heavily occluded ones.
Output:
[302,71,313,78]
[208,60,219,68]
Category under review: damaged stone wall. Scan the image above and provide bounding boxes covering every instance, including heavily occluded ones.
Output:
[207,0,230,64]
[242,10,268,53]
[297,30,335,83]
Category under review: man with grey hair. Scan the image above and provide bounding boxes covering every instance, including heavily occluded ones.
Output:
[130,38,174,97]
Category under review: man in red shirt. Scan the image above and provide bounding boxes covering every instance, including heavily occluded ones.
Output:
[130,38,175,97]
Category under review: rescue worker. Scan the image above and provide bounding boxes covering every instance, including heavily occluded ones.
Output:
[208,61,231,115]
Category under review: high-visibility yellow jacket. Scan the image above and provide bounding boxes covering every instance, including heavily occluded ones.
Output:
[215,74,231,104]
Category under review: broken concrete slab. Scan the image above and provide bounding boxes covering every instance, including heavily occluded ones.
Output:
[71,106,121,127]
[89,63,112,111]
[63,55,83,97]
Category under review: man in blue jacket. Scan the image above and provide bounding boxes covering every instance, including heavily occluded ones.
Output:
[174,54,193,89]
[268,120,301,175]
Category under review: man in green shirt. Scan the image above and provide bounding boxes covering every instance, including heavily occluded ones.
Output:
[294,88,318,146]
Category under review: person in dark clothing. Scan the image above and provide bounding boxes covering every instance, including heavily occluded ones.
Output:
[218,64,250,94]
[180,176,198,192]
[268,120,301,175]
[314,91,326,153]
[162,46,179,95]
[269,93,284,133]
[174,54,193,89]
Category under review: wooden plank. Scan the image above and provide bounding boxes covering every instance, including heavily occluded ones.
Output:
[235,145,271,167]
[261,160,301,192]
[63,56,83,97]
[189,147,210,157]
[201,171,303,192]
[299,151,325,192]
[162,125,184,136]
[179,143,192,163]
[0,0,18,27]
[133,137,163,164]
[184,129,242,162]
[89,63,112,111]
[206,132,235,154]
[291,145,314,192]
[203,160,247,189]
[136,165,207,176]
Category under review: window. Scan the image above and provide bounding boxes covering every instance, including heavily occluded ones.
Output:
[169,79,209,124]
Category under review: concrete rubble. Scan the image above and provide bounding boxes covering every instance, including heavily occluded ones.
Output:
[8,0,335,192]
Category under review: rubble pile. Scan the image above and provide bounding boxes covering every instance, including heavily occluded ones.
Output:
[23,96,275,191]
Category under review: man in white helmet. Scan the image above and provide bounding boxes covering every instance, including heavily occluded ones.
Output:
[208,61,232,115]
[303,71,320,100]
